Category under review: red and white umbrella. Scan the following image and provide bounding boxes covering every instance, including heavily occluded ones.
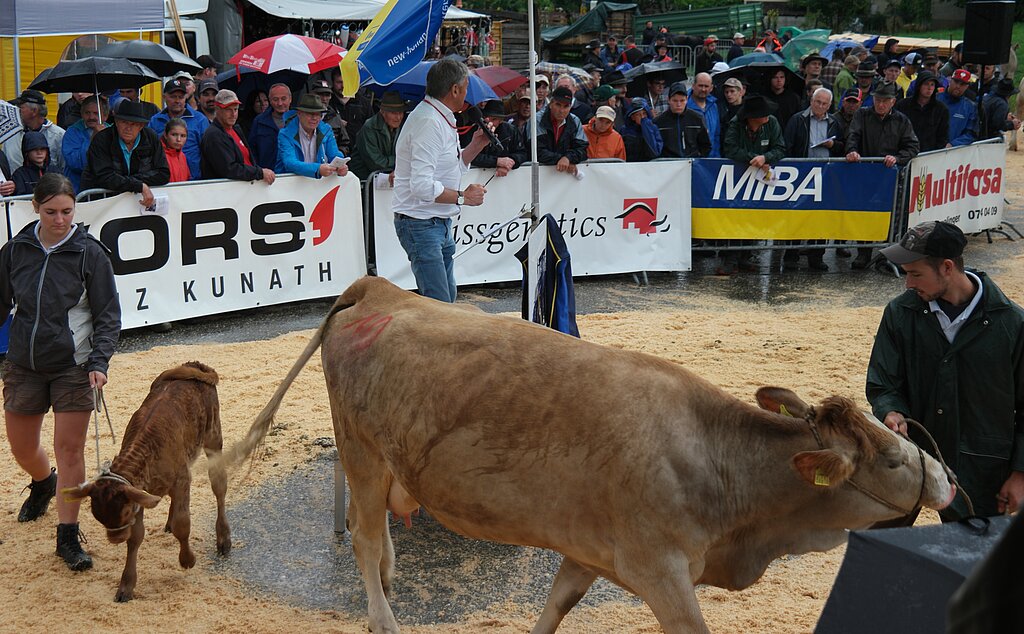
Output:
[228,34,346,75]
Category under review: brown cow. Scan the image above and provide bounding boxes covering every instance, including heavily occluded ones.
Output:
[223,277,955,633]
[65,362,230,602]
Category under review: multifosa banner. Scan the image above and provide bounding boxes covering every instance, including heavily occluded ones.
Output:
[690,159,897,241]
[905,141,1005,233]
[374,162,692,288]
[3,175,366,329]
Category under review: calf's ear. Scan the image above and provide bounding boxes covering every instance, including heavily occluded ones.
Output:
[792,450,855,488]
[123,485,162,509]
[61,482,94,503]
[756,387,810,418]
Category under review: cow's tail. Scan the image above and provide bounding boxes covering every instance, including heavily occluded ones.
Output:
[216,301,351,470]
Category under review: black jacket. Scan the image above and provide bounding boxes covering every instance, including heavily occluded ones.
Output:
[200,120,266,181]
[328,88,376,143]
[81,126,170,193]
[0,221,120,374]
[695,51,724,76]
[981,93,1015,140]
[654,109,711,158]
[846,108,920,165]
[536,110,589,165]
[471,121,528,169]
[895,90,950,152]
[765,90,803,130]
[783,107,846,157]
[12,131,60,195]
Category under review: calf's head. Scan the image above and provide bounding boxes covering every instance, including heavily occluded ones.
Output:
[755,387,956,527]
[63,480,161,543]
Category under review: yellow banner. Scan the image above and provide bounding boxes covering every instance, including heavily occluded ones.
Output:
[692,208,891,241]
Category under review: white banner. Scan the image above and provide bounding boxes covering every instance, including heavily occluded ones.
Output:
[373,162,692,289]
[905,141,1006,233]
[5,175,366,330]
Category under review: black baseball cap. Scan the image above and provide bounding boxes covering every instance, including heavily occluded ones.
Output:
[11,89,46,106]
[550,86,573,104]
[880,221,967,264]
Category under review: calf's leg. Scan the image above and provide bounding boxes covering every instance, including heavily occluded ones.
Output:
[615,548,709,634]
[115,508,146,602]
[169,482,196,569]
[531,557,599,634]
[205,446,231,556]
[380,521,395,599]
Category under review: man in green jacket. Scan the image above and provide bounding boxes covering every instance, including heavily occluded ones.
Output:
[867,221,1024,522]
[349,91,407,181]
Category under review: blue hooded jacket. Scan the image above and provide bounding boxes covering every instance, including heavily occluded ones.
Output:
[275,114,345,177]
[619,98,664,162]
[12,131,59,195]
[936,91,978,147]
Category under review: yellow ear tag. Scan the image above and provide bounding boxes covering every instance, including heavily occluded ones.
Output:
[779,404,792,417]
[813,469,830,487]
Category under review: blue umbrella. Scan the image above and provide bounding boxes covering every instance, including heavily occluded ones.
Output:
[728,52,784,68]
[365,61,497,105]
[820,37,879,62]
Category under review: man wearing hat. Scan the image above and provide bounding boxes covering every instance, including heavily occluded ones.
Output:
[897,52,922,95]
[197,78,220,123]
[939,43,963,79]
[695,35,724,76]
[728,33,746,63]
[853,61,878,103]
[200,89,275,184]
[467,99,526,175]
[937,69,979,146]
[723,95,784,178]
[275,94,348,178]
[582,39,604,70]
[149,77,209,179]
[831,55,860,103]
[896,71,949,151]
[916,53,948,92]
[583,105,626,160]
[619,98,663,162]
[194,55,221,81]
[880,59,906,101]
[599,35,621,73]
[4,89,65,175]
[349,91,407,180]
[655,82,710,158]
[800,54,830,90]
[534,74,551,112]
[536,86,589,175]
[81,100,170,206]
[867,221,1024,522]
[836,87,861,130]
[310,78,352,155]
[118,87,160,121]
[718,77,745,133]
[509,89,536,138]
[981,77,1022,140]
[876,38,901,70]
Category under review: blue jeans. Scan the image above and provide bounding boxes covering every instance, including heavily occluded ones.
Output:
[394,214,457,303]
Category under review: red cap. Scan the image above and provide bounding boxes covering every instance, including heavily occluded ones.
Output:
[951,69,972,84]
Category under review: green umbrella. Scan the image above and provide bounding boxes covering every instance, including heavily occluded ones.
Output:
[779,30,831,71]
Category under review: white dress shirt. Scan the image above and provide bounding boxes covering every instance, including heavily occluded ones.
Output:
[392,96,469,220]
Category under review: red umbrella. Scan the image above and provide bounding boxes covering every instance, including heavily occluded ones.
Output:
[228,34,346,75]
[472,66,528,98]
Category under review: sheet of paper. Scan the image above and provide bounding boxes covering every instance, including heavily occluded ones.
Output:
[373,172,392,190]
[810,136,836,149]
[141,195,169,216]
[330,156,351,168]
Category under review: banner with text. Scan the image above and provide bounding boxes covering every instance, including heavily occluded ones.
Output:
[4,176,366,330]
[904,141,1005,233]
[690,159,897,241]
[374,162,691,288]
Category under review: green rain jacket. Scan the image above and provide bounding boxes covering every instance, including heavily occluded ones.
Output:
[866,271,1024,520]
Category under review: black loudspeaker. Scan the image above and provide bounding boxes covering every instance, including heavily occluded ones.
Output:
[962,1,1015,65]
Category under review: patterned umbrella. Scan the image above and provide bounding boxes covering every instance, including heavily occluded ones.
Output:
[534,62,595,90]
[228,34,346,75]
[472,66,527,98]
[0,100,22,146]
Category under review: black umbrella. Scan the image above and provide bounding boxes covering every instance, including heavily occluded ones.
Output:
[28,57,160,94]
[712,62,804,98]
[622,61,687,99]
[215,67,309,104]
[87,40,202,77]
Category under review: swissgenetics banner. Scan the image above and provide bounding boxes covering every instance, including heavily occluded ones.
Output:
[691,159,897,241]
[3,175,366,329]
[373,162,692,288]
[905,141,1005,233]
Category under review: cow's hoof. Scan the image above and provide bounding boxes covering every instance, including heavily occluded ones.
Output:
[180,551,196,569]
[114,590,134,602]
[163,524,172,533]
[217,539,232,557]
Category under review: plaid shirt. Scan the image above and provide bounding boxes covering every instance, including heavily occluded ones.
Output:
[820,59,844,86]
[647,90,669,118]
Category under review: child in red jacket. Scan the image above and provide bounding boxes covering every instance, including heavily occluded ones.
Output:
[161,118,190,182]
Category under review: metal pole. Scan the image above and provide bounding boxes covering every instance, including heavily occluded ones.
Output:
[13,35,21,93]
[527,0,539,224]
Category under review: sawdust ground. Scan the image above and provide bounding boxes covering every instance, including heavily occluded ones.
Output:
[1,150,1022,633]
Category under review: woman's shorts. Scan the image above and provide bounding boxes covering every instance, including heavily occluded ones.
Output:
[1,360,94,415]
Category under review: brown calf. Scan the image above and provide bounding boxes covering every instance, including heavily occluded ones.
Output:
[65,361,230,601]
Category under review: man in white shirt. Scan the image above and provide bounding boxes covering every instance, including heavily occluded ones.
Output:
[392,59,491,302]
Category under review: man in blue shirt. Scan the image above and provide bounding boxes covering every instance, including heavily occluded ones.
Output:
[936,69,978,147]
[148,77,209,179]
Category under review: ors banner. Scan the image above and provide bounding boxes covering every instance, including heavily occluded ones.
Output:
[374,162,691,288]
[5,176,366,329]
[691,159,897,240]
[905,141,1005,233]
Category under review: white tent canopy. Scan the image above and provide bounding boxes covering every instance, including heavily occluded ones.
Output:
[0,0,164,37]
[246,0,486,21]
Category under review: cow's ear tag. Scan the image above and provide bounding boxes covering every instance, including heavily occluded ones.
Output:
[813,469,830,487]
[779,404,793,417]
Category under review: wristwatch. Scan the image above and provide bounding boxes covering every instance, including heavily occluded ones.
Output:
[456,190,465,205]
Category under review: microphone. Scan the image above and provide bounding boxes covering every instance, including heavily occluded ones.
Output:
[465,106,504,151]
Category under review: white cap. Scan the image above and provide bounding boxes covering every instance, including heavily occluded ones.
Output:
[594,105,616,121]
[711,61,730,75]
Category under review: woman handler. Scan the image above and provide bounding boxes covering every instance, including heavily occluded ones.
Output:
[0,173,121,570]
